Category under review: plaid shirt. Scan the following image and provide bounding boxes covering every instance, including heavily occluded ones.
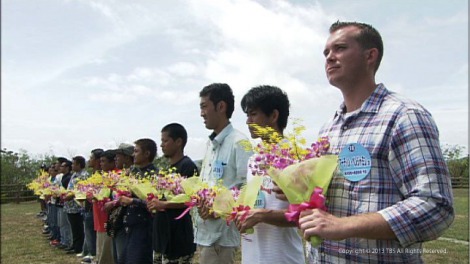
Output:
[64,169,89,214]
[315,84,454,264]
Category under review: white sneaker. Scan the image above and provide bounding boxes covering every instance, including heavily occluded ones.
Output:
[76,253,83,257]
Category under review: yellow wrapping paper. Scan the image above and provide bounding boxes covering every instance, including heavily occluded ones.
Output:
[267,155,338,246]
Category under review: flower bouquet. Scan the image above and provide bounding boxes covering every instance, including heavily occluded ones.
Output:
[169,177,225,220]
[212,176,263,234]
[26,170,51,198]
[248,120,338,246]
[75,171,121,203]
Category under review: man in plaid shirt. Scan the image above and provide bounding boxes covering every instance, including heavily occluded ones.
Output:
[298,21,454,263]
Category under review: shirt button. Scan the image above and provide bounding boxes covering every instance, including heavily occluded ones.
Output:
[342,126,347,130]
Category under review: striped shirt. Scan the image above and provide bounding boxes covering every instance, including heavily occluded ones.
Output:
[315,84,454,264]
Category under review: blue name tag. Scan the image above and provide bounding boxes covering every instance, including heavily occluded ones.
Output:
[338,143,371,182]
[254,191,266,209]
[213,160,224,179]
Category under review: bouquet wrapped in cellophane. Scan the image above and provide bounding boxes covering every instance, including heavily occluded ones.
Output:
[248,120,338,246]
[26,170,52,198]
[75,171,127,202]
[169,177,226,220]
[130,169,186,203]
[212,176,263,234]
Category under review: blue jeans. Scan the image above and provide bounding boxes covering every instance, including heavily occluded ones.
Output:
[83,210,96,256]
[58,207,72,246]
[50,204,60,240]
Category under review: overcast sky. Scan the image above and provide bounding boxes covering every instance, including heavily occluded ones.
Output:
[2,0,468,161]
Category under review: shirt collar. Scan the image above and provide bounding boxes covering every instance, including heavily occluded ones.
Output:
[334,83,389,118]
[209,123,233,147]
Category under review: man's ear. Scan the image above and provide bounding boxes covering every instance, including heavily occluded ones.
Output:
[271,109,280,124]
[175,138,183,148]
[217,101,226,113]
[365,48,379,68]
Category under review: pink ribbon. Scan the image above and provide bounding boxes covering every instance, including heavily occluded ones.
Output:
[174,201,198,220]
[226,205,251,226]
[285,187,327,224]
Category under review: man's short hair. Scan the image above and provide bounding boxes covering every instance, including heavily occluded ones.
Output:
[57,157,68,164]
[72,156,86,169]
[329,21,383,72]
[134,138,157,162]
[161,123,188,149]
[101,150,116,163]
[199,83,235,119]
[62,160,73,171]
[241,85,290,132]
[91,148,104,159]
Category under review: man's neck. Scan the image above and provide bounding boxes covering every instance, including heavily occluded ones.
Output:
[136,162,152,168]
[340,80,377,112]
[169,152,184,165]
[213,120,230,135]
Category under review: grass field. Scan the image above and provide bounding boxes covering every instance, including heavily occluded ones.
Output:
[1,189,468,264]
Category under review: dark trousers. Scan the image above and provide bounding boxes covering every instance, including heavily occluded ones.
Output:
[67,212,84,253]
[113,228,126,264]
[121,222,153,264]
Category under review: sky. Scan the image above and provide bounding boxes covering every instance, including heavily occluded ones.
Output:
[2,0,468,161]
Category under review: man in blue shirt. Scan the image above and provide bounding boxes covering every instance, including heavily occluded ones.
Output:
[195,83,253,264]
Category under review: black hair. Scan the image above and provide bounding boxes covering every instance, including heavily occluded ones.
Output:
[101,150,116,163]
[199,83,235,119]
[57,157,68,164]
[134,138,157,162]
[329,21,383,72]
[91,148,104,159]
[62,160,73,171]
[241,85,290,132]
[161,123,188,149]
[72,156,86,169]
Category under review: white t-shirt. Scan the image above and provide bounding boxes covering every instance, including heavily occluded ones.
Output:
[241,157,304,264]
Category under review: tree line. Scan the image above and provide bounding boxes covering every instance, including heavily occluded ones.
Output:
[1,146,468,186]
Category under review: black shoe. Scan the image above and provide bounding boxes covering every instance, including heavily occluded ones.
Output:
[64,247,74,251]
[57,244,68,249]
[66,250,77,254]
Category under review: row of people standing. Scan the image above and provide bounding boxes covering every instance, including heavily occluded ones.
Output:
[42,123,200,264]
[41,20,453,264]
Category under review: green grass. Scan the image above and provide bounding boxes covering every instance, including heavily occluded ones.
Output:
[1,201,79,264]
[422,188,469,263]
[2,189,468,263]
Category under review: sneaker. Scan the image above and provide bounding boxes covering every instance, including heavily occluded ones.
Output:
[76,253,84,257]
[81,256,92,263]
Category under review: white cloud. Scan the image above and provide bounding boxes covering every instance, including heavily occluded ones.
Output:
[2,0,468,159]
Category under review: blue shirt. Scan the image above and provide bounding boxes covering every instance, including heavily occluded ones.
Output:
[194,123,253,247]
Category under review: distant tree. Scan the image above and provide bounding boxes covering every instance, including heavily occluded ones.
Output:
[1,148,55,185]
[442,145,469,179]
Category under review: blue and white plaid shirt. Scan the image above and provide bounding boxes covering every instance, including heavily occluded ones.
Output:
[64,169,89,214]
[315,84,454,264]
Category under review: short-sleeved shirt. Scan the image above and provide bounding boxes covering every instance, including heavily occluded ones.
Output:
[241,156,304,264]
[153,156,198,259]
